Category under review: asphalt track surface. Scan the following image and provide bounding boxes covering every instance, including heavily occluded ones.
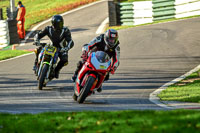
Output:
[1,1,200,113]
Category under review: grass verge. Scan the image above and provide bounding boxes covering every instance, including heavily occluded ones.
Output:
[0,110,200,133]
[0,50,32,61]
[0,0,97,30]
[158,71,200,103]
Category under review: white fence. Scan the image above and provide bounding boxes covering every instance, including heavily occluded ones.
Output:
[119,0,200,26]
[175,0,200,18]
[0,20,10,48]
[133,1,153,25]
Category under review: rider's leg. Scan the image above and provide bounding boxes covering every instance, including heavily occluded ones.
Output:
[33,46,42,71]
[55,53,68,78]
[97,73,110,93]
[71,60,84,82]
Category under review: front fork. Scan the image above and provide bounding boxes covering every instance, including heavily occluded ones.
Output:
[37,56,44,79]
[46,58,53,79]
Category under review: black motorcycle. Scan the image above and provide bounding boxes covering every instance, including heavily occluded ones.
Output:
[34,43,58,90]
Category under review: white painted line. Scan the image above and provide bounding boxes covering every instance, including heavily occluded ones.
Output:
[149,64,200,109]
[1,0,106,63]
[20,0,107,46]
[96,17,109,34]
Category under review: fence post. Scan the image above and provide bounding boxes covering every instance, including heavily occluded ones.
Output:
[6,0,19,45]
[108,0,120,26]
[7,19,19,44]
[10,0,16,20]
[0,8,3,20]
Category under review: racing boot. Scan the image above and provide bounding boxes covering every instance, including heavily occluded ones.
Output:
[54,64,62,79]
[33,48,40,72]
[55,59,67,79]
[54,69,60,79]
[32,64,37,71]
[32,61,38,72]
[97,85,102,93]
[71,61,83,82]
[71,71,78,82]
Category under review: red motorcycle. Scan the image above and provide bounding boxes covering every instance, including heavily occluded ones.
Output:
[73,51,112,103]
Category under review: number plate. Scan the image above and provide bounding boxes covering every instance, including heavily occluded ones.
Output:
[100,65,106,69]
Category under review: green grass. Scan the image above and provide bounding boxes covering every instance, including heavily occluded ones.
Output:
[0,49,32,61]
[0,110,200,133]
[0,0,97,30]
[158,71,200,103]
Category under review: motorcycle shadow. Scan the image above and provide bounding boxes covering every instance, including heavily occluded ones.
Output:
[80,99,109,105]
[36,85,73,91]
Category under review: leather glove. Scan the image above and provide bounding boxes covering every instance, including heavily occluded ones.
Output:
[110,67,117,74]
[60,47,69,52]
[33,41,40,46]
[81,50,88,61]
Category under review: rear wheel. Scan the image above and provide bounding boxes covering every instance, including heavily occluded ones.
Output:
[77,76,96,103]
[38,64,49,90]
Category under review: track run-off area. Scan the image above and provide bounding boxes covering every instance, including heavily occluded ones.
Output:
[1,0,200,113]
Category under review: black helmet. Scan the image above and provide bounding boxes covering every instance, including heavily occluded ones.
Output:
[51,15,64,30]
[104,29,118,48]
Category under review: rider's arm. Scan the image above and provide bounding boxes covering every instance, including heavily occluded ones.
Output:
[82,35,102,53]
[111,45,120,74]
[34,26,49,44]
[64,27,74,50]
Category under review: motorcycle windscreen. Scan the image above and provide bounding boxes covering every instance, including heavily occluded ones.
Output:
[91,51,111,70]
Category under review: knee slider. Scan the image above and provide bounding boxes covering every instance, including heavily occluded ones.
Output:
[62,59,68,66]
[77,61,83,68]
[64,62,68,66]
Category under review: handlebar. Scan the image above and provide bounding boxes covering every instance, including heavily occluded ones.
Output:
[40,43,47,47]
[33,42,47,47]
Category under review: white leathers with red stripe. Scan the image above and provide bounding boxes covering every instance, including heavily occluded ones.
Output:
[82,34,120,72]
[82,36,101,53]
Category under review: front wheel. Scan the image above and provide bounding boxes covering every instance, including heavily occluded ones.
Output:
[38,64,49,90]
[77,76,96,103]
[72,93,78,101]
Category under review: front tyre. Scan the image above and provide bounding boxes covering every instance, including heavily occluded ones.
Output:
[38,64,49,90]
[72,93,78,101]
[77,76,96,103]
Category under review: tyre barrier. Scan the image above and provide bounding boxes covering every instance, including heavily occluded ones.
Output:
[175,0,200,18]
[120,1,153,26]
[109,0,200,26]
[0,20,10,48]
[7,20,19,45]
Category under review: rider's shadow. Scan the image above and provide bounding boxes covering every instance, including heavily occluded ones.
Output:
[83,100,108,104]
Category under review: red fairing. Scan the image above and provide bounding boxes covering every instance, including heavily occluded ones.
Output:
[76,52,111,94]
[76,56,94,93]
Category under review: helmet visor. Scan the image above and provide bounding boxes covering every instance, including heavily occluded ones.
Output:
[106,35,118,48]
[53,21,63,30]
